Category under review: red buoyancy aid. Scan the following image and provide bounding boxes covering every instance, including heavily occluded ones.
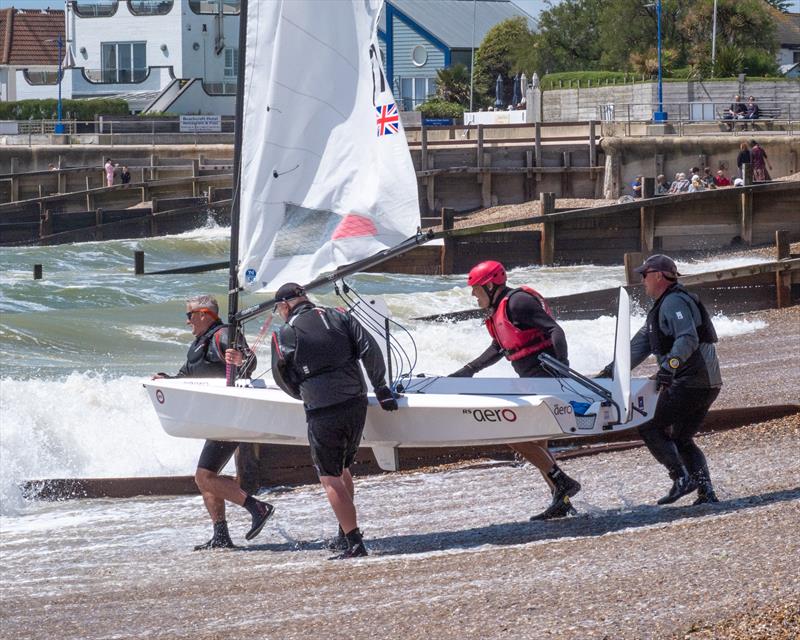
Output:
[485,286,554,361]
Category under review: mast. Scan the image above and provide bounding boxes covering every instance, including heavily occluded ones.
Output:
[225,0,249,386]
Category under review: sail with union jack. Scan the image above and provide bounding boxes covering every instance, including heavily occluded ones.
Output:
[237,0,420,292]
[376,102,399,136]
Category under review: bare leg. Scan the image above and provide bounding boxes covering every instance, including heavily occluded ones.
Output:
[320,474,357,533]
[509,441,556,489]
[195,468,247,522]
[341,467,355,500]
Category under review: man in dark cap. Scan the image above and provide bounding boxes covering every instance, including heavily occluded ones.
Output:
[600,255,722,505]
[270,283,398,559]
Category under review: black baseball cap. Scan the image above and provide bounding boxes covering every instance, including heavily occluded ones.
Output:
[274,282,305,302]
[634,254,681,277]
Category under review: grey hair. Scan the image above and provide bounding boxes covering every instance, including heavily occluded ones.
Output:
[186,295,219,314]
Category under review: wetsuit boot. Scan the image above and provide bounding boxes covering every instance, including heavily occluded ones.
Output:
[330,527,368,560]
[657,466,697,505]
[530,466,581,521]
[692,468,719,505]
[194,520,236,551]
[327,525,348,551]
[243,496,274,541]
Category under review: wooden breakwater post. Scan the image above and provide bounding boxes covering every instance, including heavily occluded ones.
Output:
[624,252,644,285]
[775,230,792,308]
[33,264,42,280]
[440,207,456,275]
[134,250,145,275]
[639,178,656,253]
[539,192,556,265]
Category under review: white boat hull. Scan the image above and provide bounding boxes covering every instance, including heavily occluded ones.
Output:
[143,375,658,470]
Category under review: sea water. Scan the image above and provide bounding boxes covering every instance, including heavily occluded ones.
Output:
[0,224,768,516]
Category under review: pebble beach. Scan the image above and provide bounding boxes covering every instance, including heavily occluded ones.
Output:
[1,307,798,639]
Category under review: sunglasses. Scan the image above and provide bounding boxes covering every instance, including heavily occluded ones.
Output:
[185,307,216,320]
[640,270,659,278]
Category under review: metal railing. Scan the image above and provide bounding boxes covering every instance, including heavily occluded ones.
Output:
[82,67,149,84]
[203,81,237,95]
[22,71,60,85]
[188,0,240,14]
[596,101,797,123]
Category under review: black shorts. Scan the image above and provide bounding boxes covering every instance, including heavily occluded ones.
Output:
[306,396,368,477]
[196,439,240,473]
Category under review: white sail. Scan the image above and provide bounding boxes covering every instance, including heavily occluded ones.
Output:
[237,0,421,292]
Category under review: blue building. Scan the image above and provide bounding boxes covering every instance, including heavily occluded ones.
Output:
[378,0,535,110]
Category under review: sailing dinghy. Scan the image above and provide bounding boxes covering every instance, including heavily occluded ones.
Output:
[143,0,659,471]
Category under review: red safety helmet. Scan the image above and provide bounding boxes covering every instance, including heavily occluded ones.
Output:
[467,260,506,287]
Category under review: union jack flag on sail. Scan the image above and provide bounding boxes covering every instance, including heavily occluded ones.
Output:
[376,102,399,136]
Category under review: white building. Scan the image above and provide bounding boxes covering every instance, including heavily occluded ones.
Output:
[9,0,240,114]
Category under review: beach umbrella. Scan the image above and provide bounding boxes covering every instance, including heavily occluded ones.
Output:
[520,72,527,97]
[511,73,520,107]
[495,74,504,108]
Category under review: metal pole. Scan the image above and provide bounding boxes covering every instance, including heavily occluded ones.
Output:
[55,36,65,134]
[652,0,667,122]
[226,0,248,386]
[711,0,718,77]
[469,0,477,113]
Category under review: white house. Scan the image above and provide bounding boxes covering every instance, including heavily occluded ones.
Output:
[9,1,240,114]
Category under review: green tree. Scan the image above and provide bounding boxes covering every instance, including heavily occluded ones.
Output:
[526,0,604,74]
[434,63,471,106]
[473,17,535,106]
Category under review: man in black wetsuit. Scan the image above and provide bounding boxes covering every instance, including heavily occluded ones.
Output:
[599,255,722,505]
[450,261,582,521]
[152,294,273,550]
[271,283,398,559]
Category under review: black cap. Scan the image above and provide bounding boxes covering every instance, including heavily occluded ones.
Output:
[634,254,681,277]
[274,282,305,302]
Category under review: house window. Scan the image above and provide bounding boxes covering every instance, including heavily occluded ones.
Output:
[397,76,436,110]
[411,45,427,67]
[224,47,238,78]
[101,42,146,82]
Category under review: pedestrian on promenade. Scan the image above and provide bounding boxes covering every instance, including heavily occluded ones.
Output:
[599,255,722,506]
[749,140,772,183]
[120,166,131,184]
[152,295,273,550]
[714,169,731,187]
[104,158,117,187]
[271,283,398,559]
[450,261,582,520]
[736,142,751,178]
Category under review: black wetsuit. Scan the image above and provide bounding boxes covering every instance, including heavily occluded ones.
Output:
[171,321,256,473]
[630,284,721,479]
[463,286,568,378]
[271,302,387,476]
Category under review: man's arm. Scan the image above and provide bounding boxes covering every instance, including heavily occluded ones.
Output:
[270,328,302,400]
[346,312,387,390]
[658,294,700,371]
[629,325,652,369]
[507,291,569,364]
[451,342,504,376]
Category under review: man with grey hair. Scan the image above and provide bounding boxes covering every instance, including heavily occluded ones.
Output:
[599,255,722,506]
[153,295,273,550]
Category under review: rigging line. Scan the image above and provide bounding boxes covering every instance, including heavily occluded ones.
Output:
[271,79,353,122]
[342,285,419,384]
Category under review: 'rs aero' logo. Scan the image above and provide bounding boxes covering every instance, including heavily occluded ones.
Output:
[553,404,573,416]
[463,408,517,422]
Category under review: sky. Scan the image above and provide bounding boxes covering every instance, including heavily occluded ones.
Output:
[1,0,552,20]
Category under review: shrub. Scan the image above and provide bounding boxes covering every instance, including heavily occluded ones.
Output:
[416,100,464,119]
[0,99,129,120]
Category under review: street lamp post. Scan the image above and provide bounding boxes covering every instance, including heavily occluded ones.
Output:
[652,0,667,122]
[48,36,65,134]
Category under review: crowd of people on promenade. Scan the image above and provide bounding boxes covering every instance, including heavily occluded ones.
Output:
[103,158,131,187]
[630,139,773,198]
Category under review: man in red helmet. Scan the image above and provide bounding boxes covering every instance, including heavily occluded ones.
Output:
[450,260,581,520]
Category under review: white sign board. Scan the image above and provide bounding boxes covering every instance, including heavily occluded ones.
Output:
[463,111,527,125]
[179,115,221,133]
[0,121,19,134]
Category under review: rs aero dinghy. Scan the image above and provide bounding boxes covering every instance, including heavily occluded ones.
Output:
[143,0,659,471]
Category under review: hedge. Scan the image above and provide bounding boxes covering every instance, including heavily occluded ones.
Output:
[416,100,464,119]
[0,99,130,120]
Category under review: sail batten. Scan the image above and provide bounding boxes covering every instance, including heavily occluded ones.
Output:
[238,0,420,292]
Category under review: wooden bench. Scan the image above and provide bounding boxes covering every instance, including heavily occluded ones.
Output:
[718,105,782,131]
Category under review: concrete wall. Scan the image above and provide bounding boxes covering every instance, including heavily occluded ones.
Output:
[543,79,800,122]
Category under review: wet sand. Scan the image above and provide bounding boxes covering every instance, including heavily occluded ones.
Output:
[1,309,798,640]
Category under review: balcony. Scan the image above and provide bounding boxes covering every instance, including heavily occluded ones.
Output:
[83,67,150,84]
[188,0,240,15]
[22,70,60,85]
[70,1,119,17]
[127,0,173,16]
[203,81,237,95]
